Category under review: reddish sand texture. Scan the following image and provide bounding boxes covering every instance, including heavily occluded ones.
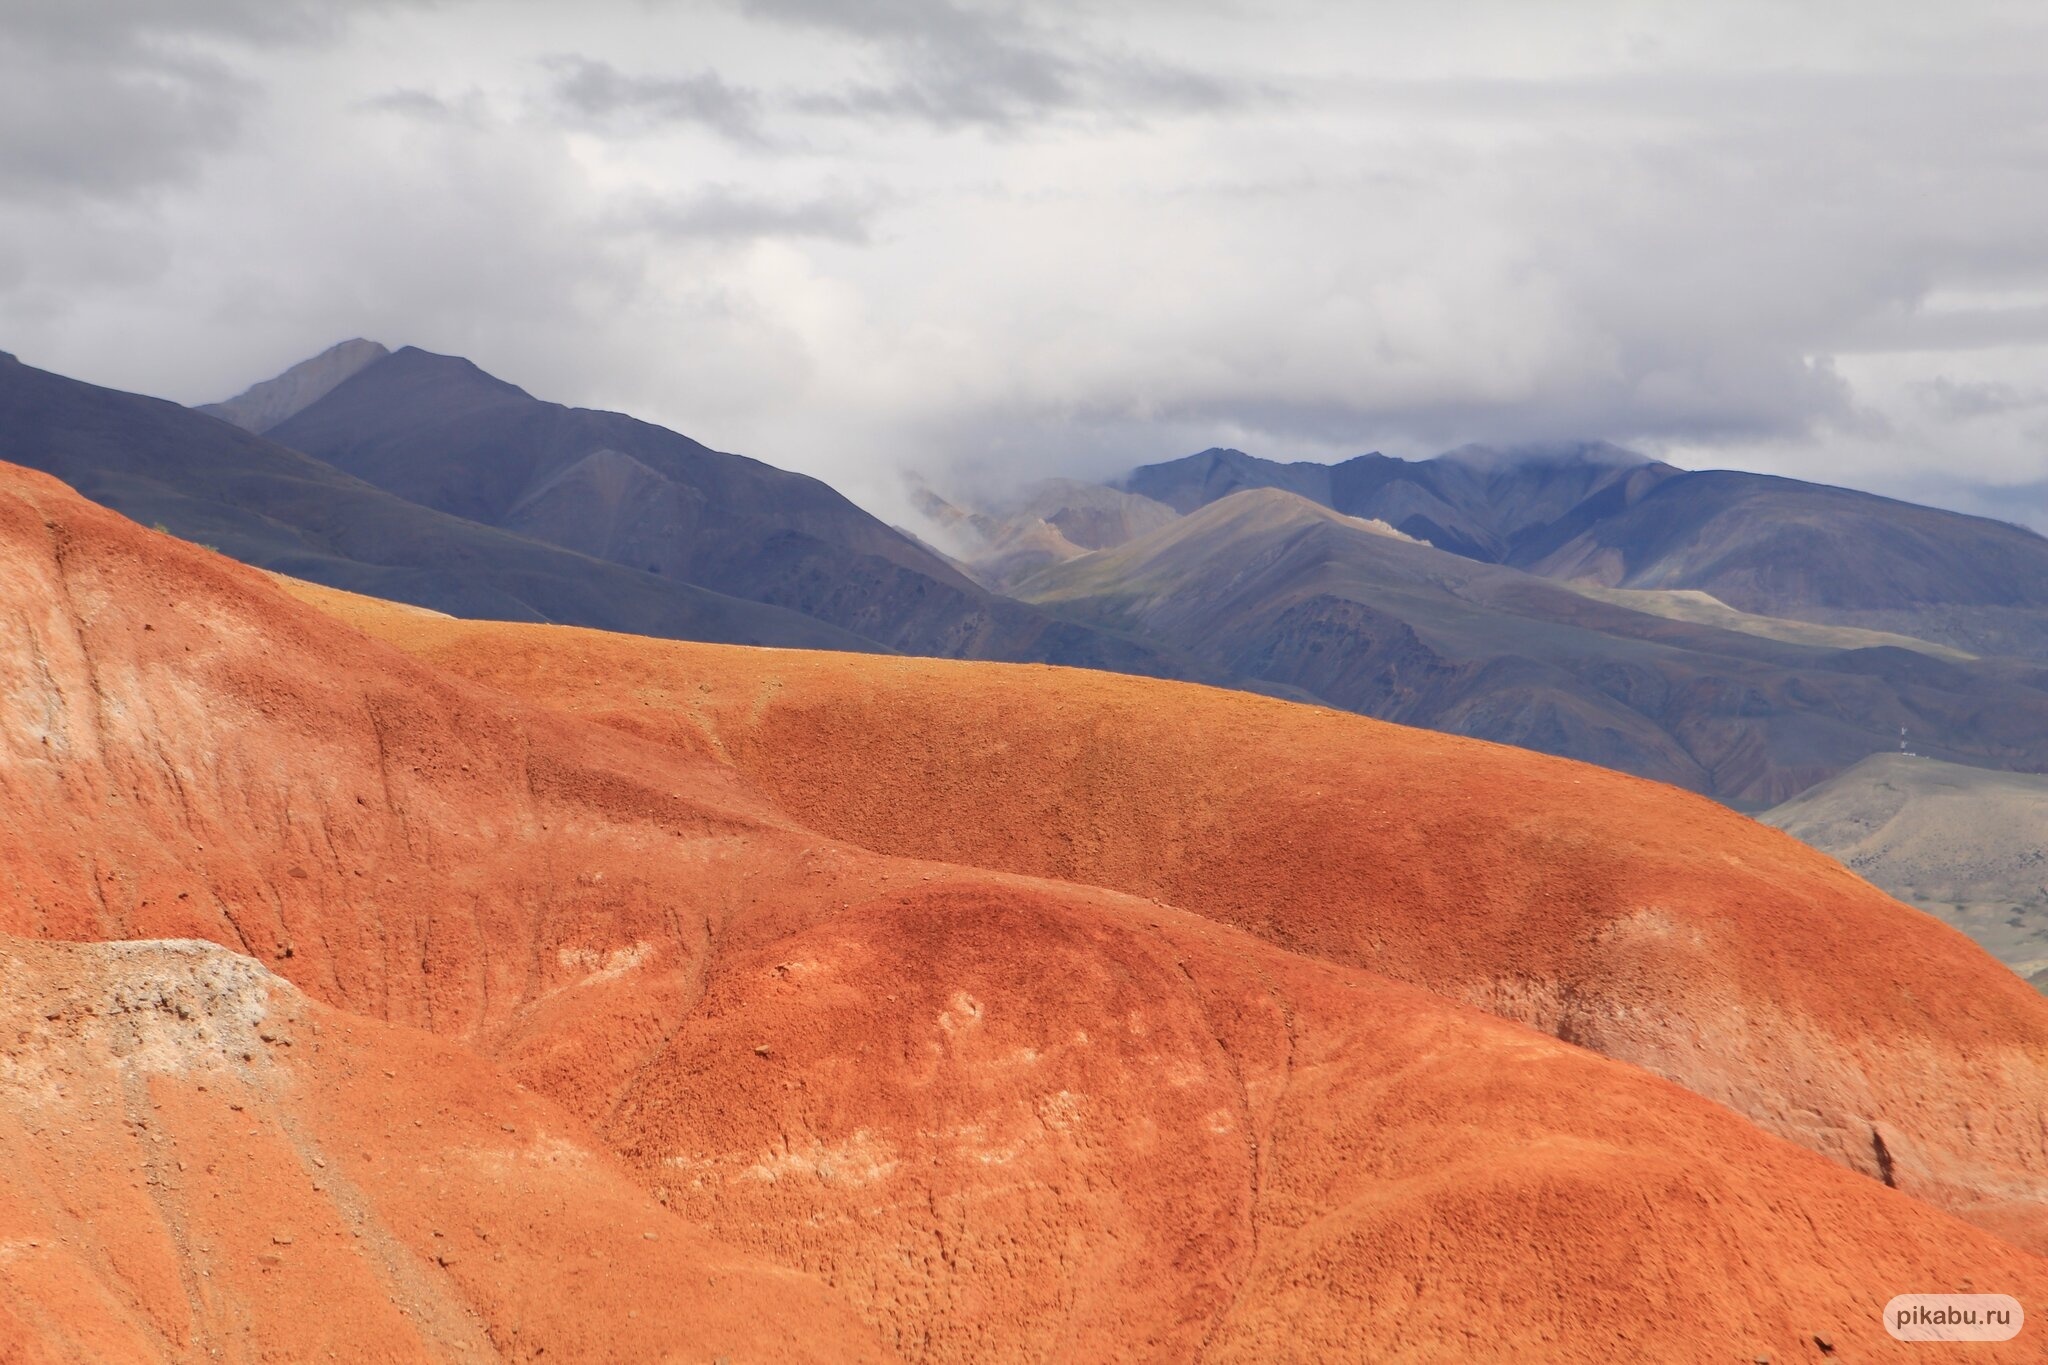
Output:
[4,459,2048,1361]
[0,935,888,1364]
[310,585,2048,1253]
[605,881,2048,1363]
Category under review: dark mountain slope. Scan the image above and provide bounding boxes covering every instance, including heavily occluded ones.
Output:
[266,346,1182,672]
[915,478,1183,589]
[0,350,874,651]
[995,478,1182,552]
[1519,469,2048,657]
[1124,443,1676,562]
[1123,444,2048,658]
[1121,446,1341,513]
[197,337,390,434]
[1017,489,2048,804]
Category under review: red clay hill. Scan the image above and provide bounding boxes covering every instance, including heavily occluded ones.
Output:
[5,459,2048,1362]
[305,582,2048,1253]
[0,935,884,1364]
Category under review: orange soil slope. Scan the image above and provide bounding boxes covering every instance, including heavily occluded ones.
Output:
[5,461,2048,1361]
[297,588,2048,1250]
[0,934,886,1364]
[608,878,2048,1363]
[1,460,864,1117]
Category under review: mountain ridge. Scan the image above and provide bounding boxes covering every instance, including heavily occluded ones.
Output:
[1119,443,2048,657]
[1014,486,2048,804]
[259,343,1191,674]
[198,337,391,434]
[0,350,875,652]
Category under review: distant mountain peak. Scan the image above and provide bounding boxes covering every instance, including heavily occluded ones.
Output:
[1122,446,1335,513]
[370,344,537,403]
[1199,484,1350,520]
[198,338,390,434]
[1181,485,1419,543]
[1435,440,1654,472]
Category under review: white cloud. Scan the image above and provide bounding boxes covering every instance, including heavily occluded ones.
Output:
[3,0,2046,528]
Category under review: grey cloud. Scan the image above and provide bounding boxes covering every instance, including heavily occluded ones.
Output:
[1852,305,2048,354]
[796,53,1250,130]
[737,0,1037,49]
[1036,350,1857,460]
[1,0,434,202]
[793,61,1078,131]
[745,0,1259,130]
[628,187,885,243]
[358,88,486,125]
[544,55,771,145]
[8,0,2048,511]
[0,43,246,199]
[8,0,356,52]
[1915,378,2041,420]
[1105,59,1247,114]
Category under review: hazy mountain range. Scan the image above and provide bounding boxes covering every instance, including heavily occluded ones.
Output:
[0,347,876,651]
[11,337,2048,813]
[2,342,1182,677]
[924,449,2048,805]
[244,343,1183,675]
[1001,487,2048,804]
[7,341,2048,1357]
[1124,444,2048,658]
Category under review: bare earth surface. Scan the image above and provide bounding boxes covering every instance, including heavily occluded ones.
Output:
[1763,754,2048,988]
[0,936,888,1364]
[5,460,2048,1361]
[309,585,2048,1251]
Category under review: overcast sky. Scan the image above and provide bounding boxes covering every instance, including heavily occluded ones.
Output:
[5,0,2048,527]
